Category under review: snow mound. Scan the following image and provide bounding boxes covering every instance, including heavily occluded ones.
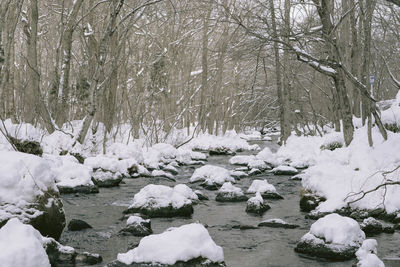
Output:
[309,213,365,246]
[190,165,234,185]
[0,151,58,223]
[127,216,150,225]
[117,223,224,265]
[229,155,256,165]
[128,184,197,210]
[185,132,259,152]
[218,182,244,195]
[0,218,50,267]
[45,155,94,188]
[247,179,276,194]
[247,192,263,206]
[107,142,144,163]
[356,239,384,267]
[270,165,299,175]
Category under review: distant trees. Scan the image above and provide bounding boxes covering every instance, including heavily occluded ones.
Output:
[0,0,399,146]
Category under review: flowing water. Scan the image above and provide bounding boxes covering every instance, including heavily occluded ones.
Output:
[60,140,400,267]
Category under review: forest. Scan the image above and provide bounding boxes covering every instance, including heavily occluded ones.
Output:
[0,0,400,266]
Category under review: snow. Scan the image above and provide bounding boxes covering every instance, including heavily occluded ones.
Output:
[308,214,365,247]
[247,192,263,207]
[128,184,197,210]
[247,179,276,194]
[45,154,94,188]
[218,182,244,196]
[381,90,400,126]
[248,159,268,170]
[151,170,174,179]
[190,165,234,185]
[229,155,256,165]
[255,147,277,166]
[270,165,299,174]
[301,125,400,213]
[117,223,224,265]
[184,131,260,152]
[261,218,288,225]
[356,239,384,267]
[0,218,51,267]
[127,215,150,225]
[0,151,57,211]
[107,142,144,163]
[84,155,128,175]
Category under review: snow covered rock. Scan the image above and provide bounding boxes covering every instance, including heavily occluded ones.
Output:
[119,216,152,237]
[295,213,365,260]
[91,168,124,187]
[151,170,175,181]
[194,190,209,200]
[248,159,270,171]
[190,165,234,190]
[360,217,383,236]
[45,154,99,194]
[258,218,299,229]
[0,218,102,267]
[215,182,248,202]
[0,218,51,267]
[270,165,299,175]
[230,170,248,179]
[299,189,326,212]
[209,147,236,156]
[110,223,225,267]
[0,151,65,240]
[229,155,256,166]
[123,184,197,217]
[248,168,262,176]
[245,193,270,215]
[356,239,384,267]
[247,179,283,200]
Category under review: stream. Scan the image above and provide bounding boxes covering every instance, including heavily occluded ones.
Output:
[60,140,400,267]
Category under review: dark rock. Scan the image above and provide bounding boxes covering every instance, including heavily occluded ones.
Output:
[232,224,258,230]
[60,150,85,164]
[107,257,226,267]
[119,219,152,237]
[123,204,194,218]
[127,165,139,177]
[299,189,326,212]
[248,169,262,176]
[45,238,102,266]
[75,252,103,265]
[200,182,220,191]
[383,226,395,234]
[261,192,284,200]
[258,219,299,229]
[27,190,66,240]
[57,184,99,194]
[91,169,123,187]
[360,217,383,236]
[9,136,43,156]
[215,192,248,202]
[295,236,359,260]
[195,191,209,200]
[245,202,270,215]
[209,147,236,156]
[68,219,92,231]
[349,210,370,220]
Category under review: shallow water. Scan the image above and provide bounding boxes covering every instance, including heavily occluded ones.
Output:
[60,141,400,267]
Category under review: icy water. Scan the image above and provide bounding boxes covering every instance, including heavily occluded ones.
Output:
[60,140,400,267]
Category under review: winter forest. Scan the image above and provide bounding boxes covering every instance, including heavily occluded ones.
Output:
[1,0,400,266]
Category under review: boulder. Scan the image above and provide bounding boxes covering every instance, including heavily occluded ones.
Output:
[123,184,196,218]
[270,165,299,175]
[9,136,43,156]
[295,214,365,260]
[109,223,225,267]
[91,168,123,187]
[299,189,326,212]
[0,151,66,240]
[215,182,248,202]
[67,219,92,231]
[245,193,270,215]
[247,179,283,200]
[209,147,235,156]
[58,184,99,194]
[258,218,299,229]
[119,216,152,237]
